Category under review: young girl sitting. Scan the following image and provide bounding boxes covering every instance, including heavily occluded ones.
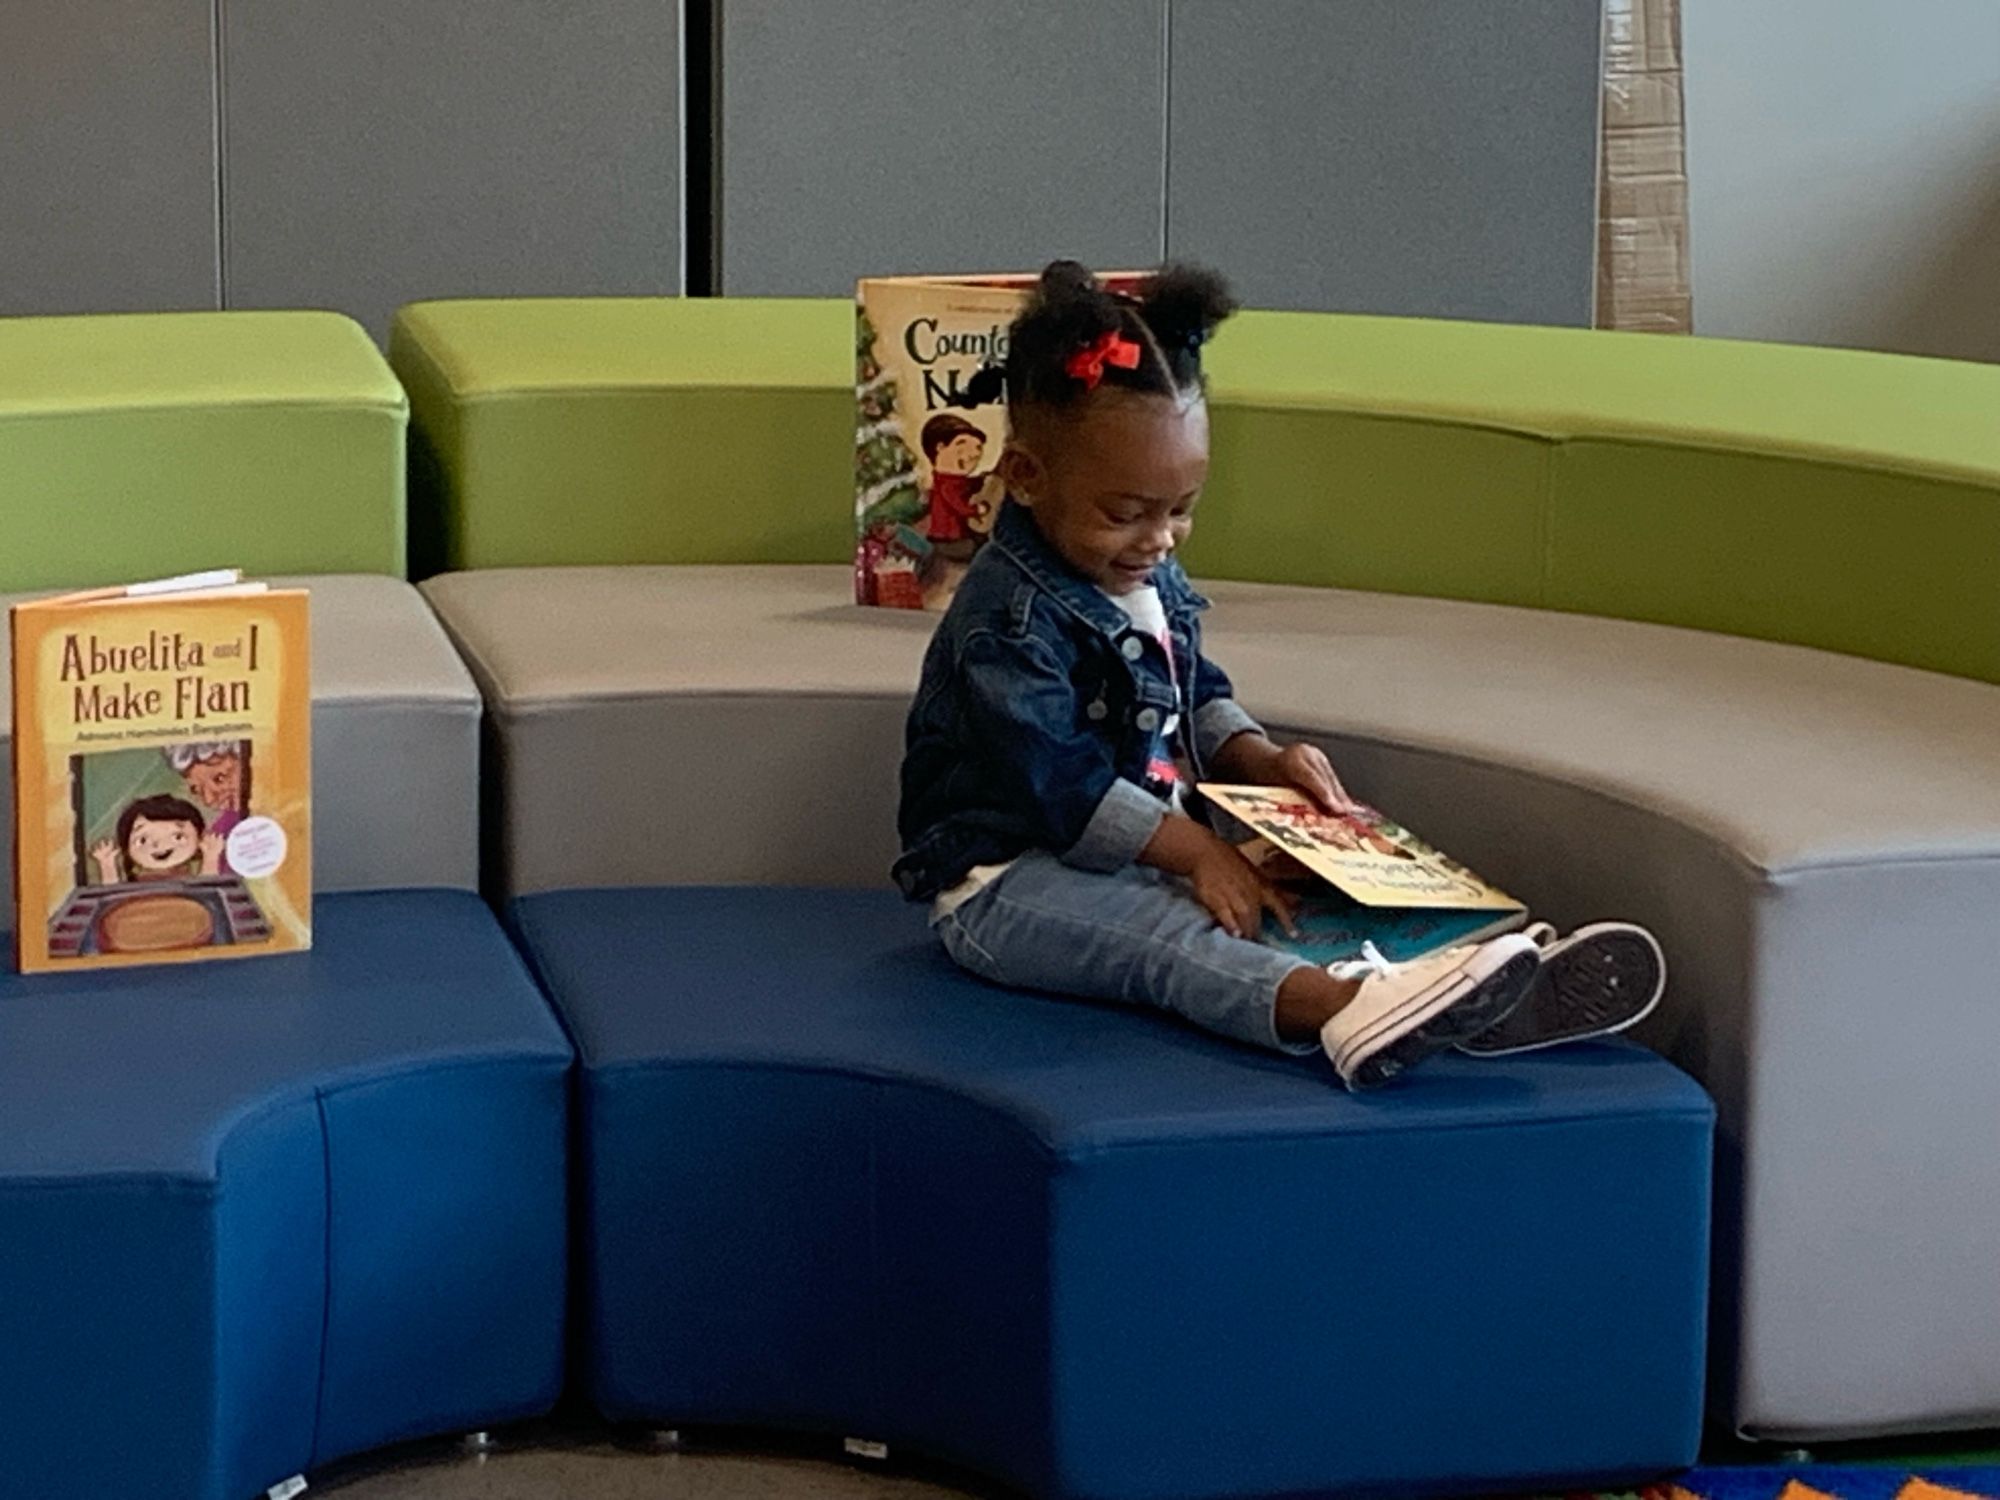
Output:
[894,260,1664,1090]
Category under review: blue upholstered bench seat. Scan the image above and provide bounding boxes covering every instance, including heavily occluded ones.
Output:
[515,885,1717,1500]
[0,890,573,1500]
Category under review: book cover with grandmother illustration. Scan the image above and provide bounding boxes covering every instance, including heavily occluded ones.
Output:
[10,571,311,973]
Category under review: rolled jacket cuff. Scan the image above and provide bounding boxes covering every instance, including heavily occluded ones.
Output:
[1062,777,1169,872]
[1194,698,1263,765]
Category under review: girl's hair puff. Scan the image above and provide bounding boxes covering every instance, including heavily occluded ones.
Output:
[959,259,1237,417]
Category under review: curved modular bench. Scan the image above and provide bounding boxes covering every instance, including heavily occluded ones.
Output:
[0,313,559,1499]
[423,563,2000,1444]
[0,890,571,1500]
[391,296,2000,685]
[1,575,547,1499]
[514,883,1714,1500]
[1194,312,2000,682]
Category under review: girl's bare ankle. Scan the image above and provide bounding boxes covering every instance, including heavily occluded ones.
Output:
[1276,967,1361,1041]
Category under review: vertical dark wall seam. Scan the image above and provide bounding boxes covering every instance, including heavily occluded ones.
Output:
[212,0,230,307]
[1160,0,1173,260]
[675,0,688,294]
[683,0,718,295]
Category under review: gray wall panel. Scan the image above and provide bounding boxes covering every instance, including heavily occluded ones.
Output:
[222,0,681,341]
[1169,0,1602,324]
[719,0,1167,295]
[0,0,219,315]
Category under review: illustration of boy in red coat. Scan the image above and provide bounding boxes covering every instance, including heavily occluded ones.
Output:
[920,413,1002,563]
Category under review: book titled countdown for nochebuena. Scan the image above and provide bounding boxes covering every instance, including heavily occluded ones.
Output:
[853,270,1148,612]
[9,570,311,974]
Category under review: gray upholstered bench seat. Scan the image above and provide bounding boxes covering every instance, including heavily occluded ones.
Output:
[422,562,2000,1443]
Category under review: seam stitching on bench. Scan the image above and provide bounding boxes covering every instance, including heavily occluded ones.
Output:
[310,1084,333,1468]
[579,1054,1712,1155]
[476,694,2000,880]
[0,1054,568,1192]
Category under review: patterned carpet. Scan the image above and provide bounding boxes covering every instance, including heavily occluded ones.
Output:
[1561,1471,2000,1500]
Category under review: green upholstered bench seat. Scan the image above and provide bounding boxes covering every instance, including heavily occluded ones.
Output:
[1196,313,2000,682]
[391,298,851,575]
[392,297,2000,683]
[0,312,406,590]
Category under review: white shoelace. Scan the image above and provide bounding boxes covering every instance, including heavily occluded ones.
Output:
[1328,940,1398,982]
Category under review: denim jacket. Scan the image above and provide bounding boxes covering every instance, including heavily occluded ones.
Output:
[894,500,1261,901]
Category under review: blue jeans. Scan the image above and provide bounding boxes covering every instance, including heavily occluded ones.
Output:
[935,851,1317,1053]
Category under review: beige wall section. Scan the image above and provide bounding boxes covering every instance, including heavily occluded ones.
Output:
[1598,0,1692,334]
[1684,0,2000,362]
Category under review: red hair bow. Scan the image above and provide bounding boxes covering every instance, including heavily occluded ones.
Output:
[1065,330,1143,390]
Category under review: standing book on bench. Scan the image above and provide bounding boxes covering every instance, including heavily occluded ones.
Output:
[1198,783,1527,967]
[10,570,311,974]
[854,270,1146,612]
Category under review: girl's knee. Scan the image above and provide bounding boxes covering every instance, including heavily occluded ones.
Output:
[937,917,1009,986]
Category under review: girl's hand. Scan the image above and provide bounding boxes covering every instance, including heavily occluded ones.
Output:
[200,832,226,874]
[1270,742,1361,815]
[1189,839,1298,941]
[1217,732,1361,815]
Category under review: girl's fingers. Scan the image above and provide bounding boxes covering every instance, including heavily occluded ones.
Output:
[1266,886,1300,939]
[1255,875,1298,936]
[1291,752,1346,813]
[1318,767,1361,815]
[1211,893,1245,939]
[1235,893,1258,939]
[1318,765,1357,811]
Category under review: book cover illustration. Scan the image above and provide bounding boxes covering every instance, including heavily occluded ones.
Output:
[1201,783,1523,912]
[1254,885,1526,969]
[10,579,311,973]
[854,271,1147,611]
[854,274,1028,611]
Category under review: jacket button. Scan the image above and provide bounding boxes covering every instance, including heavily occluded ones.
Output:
[1136,707,1160,732]
[1086,700,1108,721]
[1121,636,1144,660]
